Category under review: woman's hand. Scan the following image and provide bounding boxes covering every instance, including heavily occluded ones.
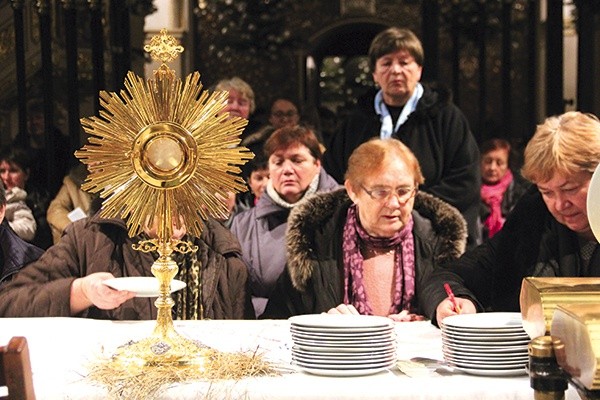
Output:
[325,304,360,315]
[388,310,425,322]
[435,297,477,324]
[70,272,136,315]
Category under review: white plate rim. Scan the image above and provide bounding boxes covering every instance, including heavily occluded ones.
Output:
[292,353,396,365]
[444,355,528,367]
[441,312,524,329]
[291,326,394,337]
[442,343,528,353]
[441,329,529,340]
[292,346,396,358]
[291,332,395,342]
[291,325,395,334]
[292,337,396,348]
[295,343,396,353]
[289,314,393,329]
[296,360,396,377]
[102,277,186,297]
[454,365,528,377]
[442,336,531,347]
[442,349,529,361]
[298,364,392,377]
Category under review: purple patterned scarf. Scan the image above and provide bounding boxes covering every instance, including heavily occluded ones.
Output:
[342,204,415,315]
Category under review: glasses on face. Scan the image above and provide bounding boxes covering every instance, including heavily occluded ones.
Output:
[271,110,297,118]
[360,184,418,203]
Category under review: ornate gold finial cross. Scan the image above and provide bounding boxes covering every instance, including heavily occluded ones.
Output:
[144,28,184,64]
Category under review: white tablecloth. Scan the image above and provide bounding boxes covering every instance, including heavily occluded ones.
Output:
[0,318,581,400]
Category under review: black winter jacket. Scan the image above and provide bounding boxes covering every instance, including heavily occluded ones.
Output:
[262,189,467,318]
[0,220,44,285]
[421,186,600,325]
[0,215,253,320]
[323,85,481,248]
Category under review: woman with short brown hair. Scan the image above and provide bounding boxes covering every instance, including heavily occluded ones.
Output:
[230,125,339,317]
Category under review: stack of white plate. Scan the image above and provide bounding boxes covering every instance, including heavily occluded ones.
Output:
[288,314,396,377]
[441,312,530,376]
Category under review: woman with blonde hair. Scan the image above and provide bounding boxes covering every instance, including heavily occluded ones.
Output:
[263,138,467,320]
[425,111,600,325]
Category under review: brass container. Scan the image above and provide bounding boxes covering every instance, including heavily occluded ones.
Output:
[520,277,600,339]
[551,303,600,391]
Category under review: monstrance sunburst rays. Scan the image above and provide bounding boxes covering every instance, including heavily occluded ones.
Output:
[76,29,253,372]
[76,68,251,240]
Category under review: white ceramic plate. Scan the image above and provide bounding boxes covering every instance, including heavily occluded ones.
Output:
[454,366,527,377]
[289,314,393,329]
[291,324,395,335]
[441,328,529,340]
[295,359,395,376]
[587,164,600,241]
[298,364,392,377]
[292,336,396,348]
[292,346,396,359]
[441,312,524,330]
[292,353,396,365]
[292,351,396,363]
[442,342,528,354]
[102,277,186,297]
[442,348,529,361]
[291,331,394,342]
[441,335,531,347]
[295,342,396,353]
[295,358,394,369]
[444,354,528,367]
[290,326,395,338]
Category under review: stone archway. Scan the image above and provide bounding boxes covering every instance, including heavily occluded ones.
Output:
[303,19,389,118]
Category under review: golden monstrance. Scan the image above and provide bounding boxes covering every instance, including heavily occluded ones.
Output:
[76,30,265,397]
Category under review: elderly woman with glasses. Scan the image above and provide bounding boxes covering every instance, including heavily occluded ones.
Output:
[262,138,467,320]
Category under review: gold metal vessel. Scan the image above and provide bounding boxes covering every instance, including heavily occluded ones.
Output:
[520,277,600,339]
[551,303,600,391]
[75,29,251,365]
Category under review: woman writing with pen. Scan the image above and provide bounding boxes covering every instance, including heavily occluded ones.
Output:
[262,138,468,321]
[422,111,600,325]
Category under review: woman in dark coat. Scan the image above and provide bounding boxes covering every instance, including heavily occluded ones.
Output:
[263,138,467,319]
[0,212,253,320]
[424,111,600,325]
[323,27,481,248]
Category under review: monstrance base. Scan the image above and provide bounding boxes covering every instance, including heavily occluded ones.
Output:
[112,330,210,367]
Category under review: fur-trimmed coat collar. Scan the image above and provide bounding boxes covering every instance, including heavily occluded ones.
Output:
[286,188,467,291]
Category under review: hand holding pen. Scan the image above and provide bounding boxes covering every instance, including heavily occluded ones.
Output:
[443,283,461,314]
[436,284,477,323]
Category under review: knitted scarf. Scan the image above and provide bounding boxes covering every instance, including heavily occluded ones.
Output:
[374,83,423,139]
[342,204,415,315]
[266,172,320,209]
[481,169,513,238]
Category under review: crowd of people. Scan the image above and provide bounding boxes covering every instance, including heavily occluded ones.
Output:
[0,26,598,327]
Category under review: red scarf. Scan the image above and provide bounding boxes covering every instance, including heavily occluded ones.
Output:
[481,169,513,238]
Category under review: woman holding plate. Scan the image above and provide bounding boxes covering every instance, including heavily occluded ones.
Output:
[0,205,254,320]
